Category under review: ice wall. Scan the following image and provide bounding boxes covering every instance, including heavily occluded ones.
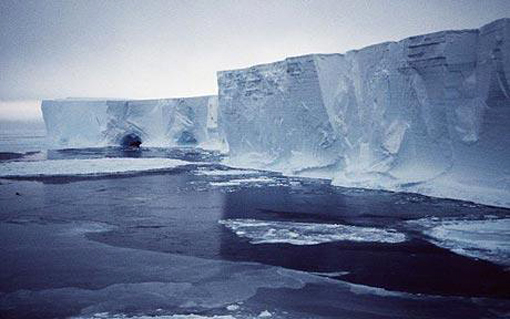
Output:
[218,18,510,207]
[218,56,343,172]
[42,96,222,149]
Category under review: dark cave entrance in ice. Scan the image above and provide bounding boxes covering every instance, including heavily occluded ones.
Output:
[120,133,142,148]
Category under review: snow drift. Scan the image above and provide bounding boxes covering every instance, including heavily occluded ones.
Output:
[217,18,510,207]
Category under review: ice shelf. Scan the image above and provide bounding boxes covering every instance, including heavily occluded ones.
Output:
[41,18,510,207]
[217,18,510,207]
[42,96,223,149]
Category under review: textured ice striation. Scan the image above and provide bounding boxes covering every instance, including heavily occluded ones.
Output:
[42,96,224,150]
[217,18,510,207]
[219,219,406,245]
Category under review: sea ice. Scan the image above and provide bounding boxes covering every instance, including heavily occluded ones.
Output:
[0,158,192,177]
[408,217,510,266]
[194,169,261,176]
[219,219,406,245]
[73,314,236,319]
[209,177,276,187]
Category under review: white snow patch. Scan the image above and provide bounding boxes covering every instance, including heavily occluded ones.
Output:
[226,304,240,311]
[0,158,192,177]
[219,219,406,245]
[257,310,272,318]
[408,217,510,266]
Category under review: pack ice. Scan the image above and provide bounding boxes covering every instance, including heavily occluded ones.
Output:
[42,96,222,149]
[218,18,510,207]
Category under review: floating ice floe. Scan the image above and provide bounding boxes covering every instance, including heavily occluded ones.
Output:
[308,271,350,278]
[73,313,236,319]
[209,177,277,187]
[257,310,272,318]
[408,217,510,266]
[219,219,406,245]
[225,304,240,311]
[0,158,193,177]
[194,169,261,176]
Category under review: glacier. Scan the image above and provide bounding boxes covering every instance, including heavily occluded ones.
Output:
[42,96,223,150]
[41,18,510,207]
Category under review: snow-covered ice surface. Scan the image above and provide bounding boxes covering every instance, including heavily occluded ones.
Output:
[0,158,192,177]
[217,18,510,208]
[219,219,406,245]
[409,217,510,266]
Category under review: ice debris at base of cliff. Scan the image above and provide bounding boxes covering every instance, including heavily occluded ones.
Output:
[41,18,510,207]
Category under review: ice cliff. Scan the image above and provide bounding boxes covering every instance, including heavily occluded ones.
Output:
[41,18,510,207]
[42,96,223,149]
[217,18,510,207]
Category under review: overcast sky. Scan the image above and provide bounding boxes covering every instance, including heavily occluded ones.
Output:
[1,0,509,104]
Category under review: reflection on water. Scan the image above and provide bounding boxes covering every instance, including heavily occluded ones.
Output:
[215,184,510,298]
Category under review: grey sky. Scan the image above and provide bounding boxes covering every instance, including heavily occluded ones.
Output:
[1,0,509,101]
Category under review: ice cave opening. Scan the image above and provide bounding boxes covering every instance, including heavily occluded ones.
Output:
[120,133,142,148]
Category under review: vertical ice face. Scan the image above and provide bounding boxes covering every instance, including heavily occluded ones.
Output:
[217,18,510,207]
[218,55,344,173]
[42,96,219,149]
[42,99,110,147]
[41,18,510,206]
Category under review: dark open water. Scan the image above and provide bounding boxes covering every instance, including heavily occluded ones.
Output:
[0,143,509,318]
